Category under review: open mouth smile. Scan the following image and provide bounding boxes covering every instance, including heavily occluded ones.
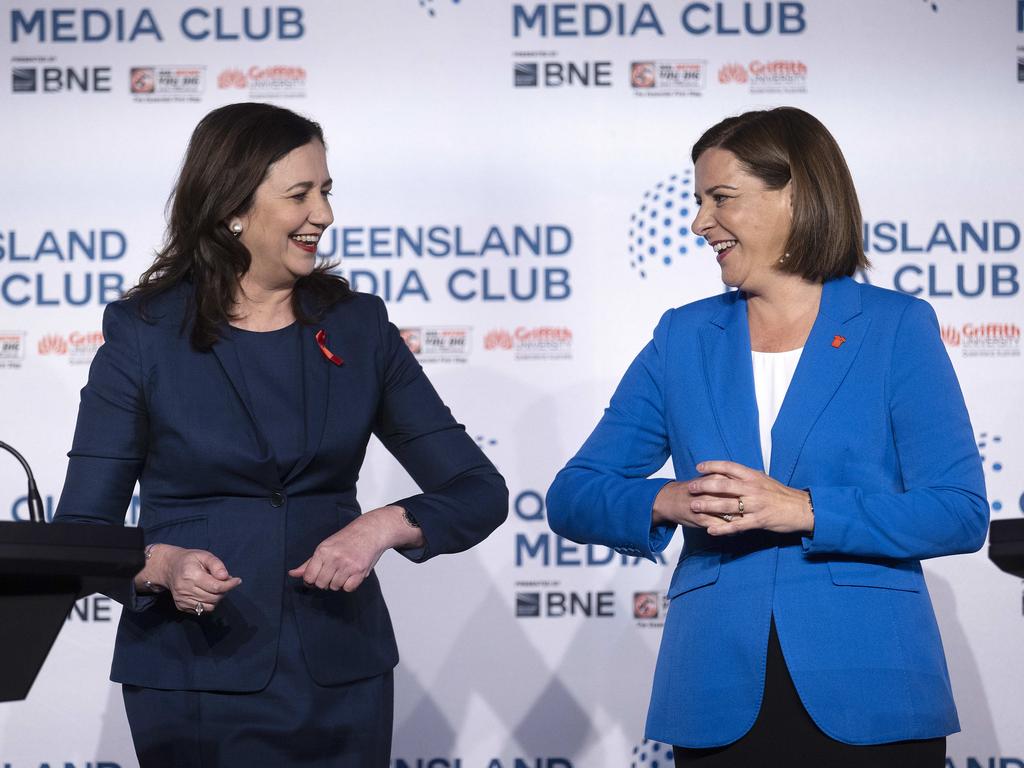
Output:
[290,233,320,253]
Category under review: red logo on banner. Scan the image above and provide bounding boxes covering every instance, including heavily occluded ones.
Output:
[718,63,748,83]
[38,334,69,355]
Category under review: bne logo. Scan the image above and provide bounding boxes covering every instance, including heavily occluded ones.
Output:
[514,61,612,87]
[11,66,111,93]
[516,590,615,618]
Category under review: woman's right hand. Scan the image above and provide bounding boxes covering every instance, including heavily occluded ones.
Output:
[135,544,242,615]
[652,479,725,529]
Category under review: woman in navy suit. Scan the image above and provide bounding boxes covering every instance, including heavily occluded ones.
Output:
[547,108,987,767]
[55,103,508,767]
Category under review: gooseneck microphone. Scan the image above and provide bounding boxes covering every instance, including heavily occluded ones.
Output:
[0,441,46,523]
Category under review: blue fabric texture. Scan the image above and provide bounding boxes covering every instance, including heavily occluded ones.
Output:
[546,277,988,747]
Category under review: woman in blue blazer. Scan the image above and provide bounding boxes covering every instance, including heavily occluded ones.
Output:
[54,103,508,767]
[547,108,987,767]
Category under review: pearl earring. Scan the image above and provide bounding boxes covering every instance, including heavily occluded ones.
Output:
[230,222,243,237]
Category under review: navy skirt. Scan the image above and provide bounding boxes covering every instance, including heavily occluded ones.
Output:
[123,592,393,768]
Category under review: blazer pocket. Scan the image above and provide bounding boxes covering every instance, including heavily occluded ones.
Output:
[827,559,922,592]
[143,514,209,551]
[667,549,722,598]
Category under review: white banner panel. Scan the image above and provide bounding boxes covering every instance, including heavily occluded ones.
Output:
[1,2,1021,767]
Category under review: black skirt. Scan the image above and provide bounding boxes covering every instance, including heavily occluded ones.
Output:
[673,619,946,768]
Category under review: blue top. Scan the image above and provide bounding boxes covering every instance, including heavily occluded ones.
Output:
[231,322,305,480]
[546,276,987,747]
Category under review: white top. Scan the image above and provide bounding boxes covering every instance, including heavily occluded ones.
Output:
[751,347,804,473]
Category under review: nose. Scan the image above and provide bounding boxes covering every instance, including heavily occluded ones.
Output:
[310,193,334,229]
[691,201,713,237]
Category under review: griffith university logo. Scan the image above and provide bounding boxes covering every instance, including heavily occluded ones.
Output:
[631,739,672,767]
[416,0,461,18]
[629,169,706,280]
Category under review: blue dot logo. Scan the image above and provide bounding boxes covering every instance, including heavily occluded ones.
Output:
[977,432,1009,512]
[629,170,706,280]
[632,739,672,768]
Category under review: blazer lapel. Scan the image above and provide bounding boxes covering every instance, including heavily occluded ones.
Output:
[769,277,869,484]
[699,292,764,472]
[282,323,332,484]
[210,328,274,467]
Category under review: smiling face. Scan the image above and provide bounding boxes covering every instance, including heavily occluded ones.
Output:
[235,139,334,289]
[692,147,793,293]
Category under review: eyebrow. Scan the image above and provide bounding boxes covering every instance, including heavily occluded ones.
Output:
[697,184,739,197]
[284,179,333,192]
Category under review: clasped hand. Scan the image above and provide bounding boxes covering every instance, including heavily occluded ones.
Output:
[135,546,242,615]
[137,506,423,615]
[288,505,424,592]
[653,460,814,536]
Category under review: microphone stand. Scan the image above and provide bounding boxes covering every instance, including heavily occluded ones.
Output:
[0,441,46,523]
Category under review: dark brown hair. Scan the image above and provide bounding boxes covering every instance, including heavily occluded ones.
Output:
[691,107,868,282]
[127,102,350,350]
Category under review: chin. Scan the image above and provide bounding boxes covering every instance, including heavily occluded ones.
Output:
[720,269,742,289]
[288,261,318,279]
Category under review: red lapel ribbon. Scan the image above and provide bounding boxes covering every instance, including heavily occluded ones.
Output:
[831,335,847,349]
[315,329,343,366]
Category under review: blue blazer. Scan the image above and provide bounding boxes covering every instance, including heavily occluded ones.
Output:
[55,283,507,692]
[546,277,987,747]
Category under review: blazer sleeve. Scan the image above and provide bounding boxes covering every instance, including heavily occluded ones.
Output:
[370,298,508,562]
[54,300,152,609]
[804,298,989,560]
[545,310,677,562]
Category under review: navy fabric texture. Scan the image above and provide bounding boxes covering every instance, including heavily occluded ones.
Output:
[230,322,305,479]
[123,589,393,768]
[55,284,509,693]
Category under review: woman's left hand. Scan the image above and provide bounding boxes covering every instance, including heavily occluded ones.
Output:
[688,460,814,537]
[288,505,424,592]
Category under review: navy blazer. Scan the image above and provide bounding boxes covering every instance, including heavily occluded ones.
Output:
[547,277,988,747]
[56,283,508,692]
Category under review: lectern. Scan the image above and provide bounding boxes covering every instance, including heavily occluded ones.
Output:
[988,519,1024,579]
[0,521,143,701]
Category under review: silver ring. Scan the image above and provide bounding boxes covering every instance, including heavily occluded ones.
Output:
[194,601,204,617]
[722,514,734,522]
[738,498,745,514]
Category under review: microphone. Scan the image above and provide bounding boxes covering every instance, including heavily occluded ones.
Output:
[0,441,46,523]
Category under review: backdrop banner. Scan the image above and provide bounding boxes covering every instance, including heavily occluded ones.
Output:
[1,2,1022,767]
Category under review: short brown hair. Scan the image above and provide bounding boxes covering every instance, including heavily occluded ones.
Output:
[691,107,868,282]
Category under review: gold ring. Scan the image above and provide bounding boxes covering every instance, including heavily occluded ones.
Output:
[737,498,745,514]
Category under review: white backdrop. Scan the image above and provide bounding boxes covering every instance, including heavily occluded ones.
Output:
[1,2,1022,766]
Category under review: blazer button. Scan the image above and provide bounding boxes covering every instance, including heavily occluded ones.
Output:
[270,490,285,508]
